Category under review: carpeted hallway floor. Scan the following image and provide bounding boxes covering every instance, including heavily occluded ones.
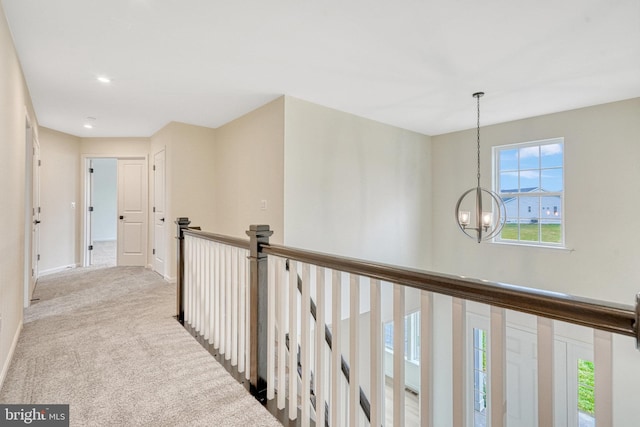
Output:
[0,266,282,427]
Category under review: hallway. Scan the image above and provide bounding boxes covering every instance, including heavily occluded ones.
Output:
[0,266,280,426]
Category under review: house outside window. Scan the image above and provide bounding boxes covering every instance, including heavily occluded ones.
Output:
[494,138,564,246]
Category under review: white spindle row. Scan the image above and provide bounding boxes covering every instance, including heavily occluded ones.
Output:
[184,242,614,427]
[183,235,250,378]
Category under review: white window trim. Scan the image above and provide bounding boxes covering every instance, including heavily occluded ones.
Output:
[492,137,566,248]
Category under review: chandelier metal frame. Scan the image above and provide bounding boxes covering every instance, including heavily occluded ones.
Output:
[454,92,506,243]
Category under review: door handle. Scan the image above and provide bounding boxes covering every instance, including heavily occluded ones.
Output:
[34,219,41,224]
[119,215,124,220]
[160,218,165,222]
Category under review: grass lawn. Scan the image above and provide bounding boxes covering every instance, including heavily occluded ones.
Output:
[578,359,595,415]
[501,223,562,243]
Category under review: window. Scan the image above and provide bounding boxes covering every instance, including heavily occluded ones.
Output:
[383,311,421,363]
[473,328,488,426]
[494,138,564,246]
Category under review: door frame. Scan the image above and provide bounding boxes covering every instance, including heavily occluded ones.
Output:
[23,111,40,307]
[81,154,148,267]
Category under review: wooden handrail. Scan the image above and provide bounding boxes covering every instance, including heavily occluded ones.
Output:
[183,228,251,250]
[262,243,637,338]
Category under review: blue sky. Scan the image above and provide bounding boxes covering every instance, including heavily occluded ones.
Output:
[498,142,563,193]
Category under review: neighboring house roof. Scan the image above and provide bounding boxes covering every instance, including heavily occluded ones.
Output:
[502,187,542,204]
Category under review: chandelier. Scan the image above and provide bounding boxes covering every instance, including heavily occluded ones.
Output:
[454,92,506,243]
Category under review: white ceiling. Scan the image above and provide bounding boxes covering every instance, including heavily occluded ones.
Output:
[2,0,639,138]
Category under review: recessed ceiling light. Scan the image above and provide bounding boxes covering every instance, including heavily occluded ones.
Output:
[83,124,94,129]
[96,76,111,84]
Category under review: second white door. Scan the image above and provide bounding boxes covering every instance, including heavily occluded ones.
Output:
[117,158,148,266]
[152,149,166,276]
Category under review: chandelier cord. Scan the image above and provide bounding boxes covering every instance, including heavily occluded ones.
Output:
[476,94,481,188]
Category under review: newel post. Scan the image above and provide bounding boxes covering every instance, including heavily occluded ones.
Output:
[246,224,273,399]
[175,217,191,323]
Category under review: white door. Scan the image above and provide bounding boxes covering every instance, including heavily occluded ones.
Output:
[152,149,166,276]
[24,117,39,307]
[505,327,537,427]
[117,158,148,266]
[29,136,41,297]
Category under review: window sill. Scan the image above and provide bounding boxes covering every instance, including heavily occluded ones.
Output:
[490,240,574,252]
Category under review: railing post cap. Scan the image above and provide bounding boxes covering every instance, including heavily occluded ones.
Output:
[176,217,191,225]
[249,224,271,232]
[246,224,274,238]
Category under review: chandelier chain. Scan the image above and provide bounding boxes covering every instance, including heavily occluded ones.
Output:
[476,93,481,187]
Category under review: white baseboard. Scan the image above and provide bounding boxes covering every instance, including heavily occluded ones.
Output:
[39,264,77,276]
[0,320,23,390]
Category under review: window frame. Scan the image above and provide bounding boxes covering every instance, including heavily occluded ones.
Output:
[493,137,565,248]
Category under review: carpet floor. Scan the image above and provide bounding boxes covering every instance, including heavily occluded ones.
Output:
[0,266,282,427]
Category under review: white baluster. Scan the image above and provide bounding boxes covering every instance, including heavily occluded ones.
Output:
[330,270,341,427]
[393,284,405,427]
[213,242,220,349]
[420,290,434,427]
[301,263,311,425]
[349,274,360,427]
[183,236,189,324]
[207,241,215,345]
[203,240,210,341]
[245,254,251,381]
[537,317,554,426]
[231,247,238,366]
[315,267,326,427]
[219,244,226,355]
[197,238,203,334]
[267,256,277,399]
[288,260,299,420]
[490,306,506,427]
[369,279,382,427]
[225,246,232,360]
[594,329,613,426]
[186,236,193,325]
[452,297,466,427]
[277,257,287,410]
[238,248,247,373]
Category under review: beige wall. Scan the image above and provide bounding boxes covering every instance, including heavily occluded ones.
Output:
[431,97,640,425]
[80,137,150,157]
[214,97,285,243]
[432,98,640,302]
[38,128,81,273]
[283,96,432,269]
[0,4,38,387]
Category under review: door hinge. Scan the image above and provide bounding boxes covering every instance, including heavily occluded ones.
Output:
[31,268,34,277]
[89,167,94,173]
[37,254,40,261]
[38,206,41,213]
[88,206,94,212]
[153,164,156,171]
[153,207,156,212]
[88,245,93,251]
[152,249,156,255]
[38,159,41,166]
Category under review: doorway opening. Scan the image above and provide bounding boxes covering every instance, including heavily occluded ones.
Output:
[83,156,148,268]
[89,158,117,267]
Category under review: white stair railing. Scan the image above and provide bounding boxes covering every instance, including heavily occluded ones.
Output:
[176,218,638,427]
